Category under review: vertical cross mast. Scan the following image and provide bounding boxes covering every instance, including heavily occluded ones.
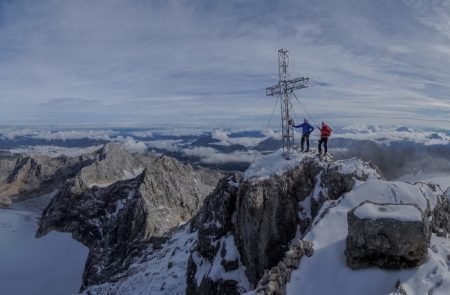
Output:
[266,49,311,159]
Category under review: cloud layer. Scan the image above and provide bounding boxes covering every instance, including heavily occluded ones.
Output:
[0,0,449,128]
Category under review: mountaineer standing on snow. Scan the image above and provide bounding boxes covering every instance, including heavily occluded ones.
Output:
[318,121,332,155]
[291,118,314,152]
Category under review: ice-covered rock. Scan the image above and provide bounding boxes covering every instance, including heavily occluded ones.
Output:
[345,201,430,270]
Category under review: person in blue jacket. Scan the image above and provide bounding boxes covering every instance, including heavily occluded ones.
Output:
[291,118,314,152]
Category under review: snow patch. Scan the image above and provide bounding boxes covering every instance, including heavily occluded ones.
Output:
[333,157,379,179]
[354,203,423,222]
[244,150,308,180]
[287,175,447,295]
[398,172,450,192]
[83,225,196,295]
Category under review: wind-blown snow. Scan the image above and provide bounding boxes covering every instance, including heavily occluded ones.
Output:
[0,194,88,295]
[287,176,449,295]
[354,203,423,222]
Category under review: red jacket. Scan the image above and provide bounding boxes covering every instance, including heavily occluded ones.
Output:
[320,124,332,138]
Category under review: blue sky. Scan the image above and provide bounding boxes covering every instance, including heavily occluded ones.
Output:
[0,0,450,128]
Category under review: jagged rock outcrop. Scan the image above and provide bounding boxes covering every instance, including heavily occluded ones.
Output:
[0,151,95,205]
[185,153,382,294]
[234,157,379,286]
[37,143,222,290]
[75,143,144,188]
[255,240,313,295]
[427,184,450,238]
[345,201,431,269]
[34,147,449,295]
[187,173,249,295]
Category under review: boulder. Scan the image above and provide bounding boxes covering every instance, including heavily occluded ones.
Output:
[345,201,431,269]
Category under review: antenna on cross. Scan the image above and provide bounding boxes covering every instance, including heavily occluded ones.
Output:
[266,49,310,159]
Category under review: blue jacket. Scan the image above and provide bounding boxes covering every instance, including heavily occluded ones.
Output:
[293,122,314,135]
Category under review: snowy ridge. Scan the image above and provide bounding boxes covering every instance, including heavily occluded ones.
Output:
[40,144,449,295]
[332,158,380,180]
[287,177,449,294]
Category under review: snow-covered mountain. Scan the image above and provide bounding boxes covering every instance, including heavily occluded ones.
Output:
[31,147,449,294]
[1,134,449,294]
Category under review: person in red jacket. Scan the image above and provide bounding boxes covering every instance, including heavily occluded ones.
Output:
[318,121,332,155]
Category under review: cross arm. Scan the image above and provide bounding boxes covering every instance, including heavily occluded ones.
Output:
[266,77,311,96]
[285,77,311,91]
[266,84,281,96]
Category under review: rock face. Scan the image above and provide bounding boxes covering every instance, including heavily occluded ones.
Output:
[187,173,249,295]
[255,239,313,295]
[345,201,431,269]
[185,154,380,294]
[429,184,450,238]
[37,143,222,290]
[32,146,449,295]
[235,157,376,286]
[0,151,95,205]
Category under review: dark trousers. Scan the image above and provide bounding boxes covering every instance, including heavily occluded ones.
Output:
[301,134,310,151]
[318,137,328,153]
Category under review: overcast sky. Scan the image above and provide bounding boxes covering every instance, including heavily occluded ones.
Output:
[0,0,450,128]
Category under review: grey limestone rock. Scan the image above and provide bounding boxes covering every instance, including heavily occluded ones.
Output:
[37,143,222,290]
[0,151,95,205]
[346,201,431,270]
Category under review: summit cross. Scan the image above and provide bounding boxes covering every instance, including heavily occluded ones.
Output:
[266,49,310,159]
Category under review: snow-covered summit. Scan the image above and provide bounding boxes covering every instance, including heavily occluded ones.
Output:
[244,150,312,180]
[244,150,380,182]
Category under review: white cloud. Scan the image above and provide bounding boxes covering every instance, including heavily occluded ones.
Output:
[6,145,103,158]
[211,129,229,141]
[183,147,258,164]
[334,125,450,145]
[32,130,116,141]
[128,130,153,138]
[0,1,449,127]
[146,139,183,152]
[119,137,147,154]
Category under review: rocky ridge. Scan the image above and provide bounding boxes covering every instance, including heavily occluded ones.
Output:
[0,150,96,205]
[36,143,223,290]
[36,147,450,294]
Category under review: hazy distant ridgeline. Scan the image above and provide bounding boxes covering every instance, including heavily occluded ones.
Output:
[0,127,449,181]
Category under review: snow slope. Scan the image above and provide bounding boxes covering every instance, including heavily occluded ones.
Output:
[84,225,196,295]
[287,179,450,295]
[398,173,450,192]
[0,194,88,295]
